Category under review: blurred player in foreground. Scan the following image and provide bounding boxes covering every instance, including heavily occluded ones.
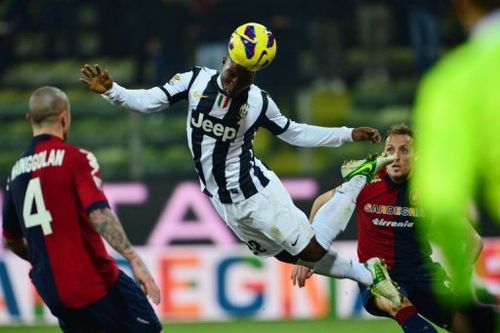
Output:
[2,86,162,333]
[413,0,500,309]
[80,22,402,305]
[292,124,496,333]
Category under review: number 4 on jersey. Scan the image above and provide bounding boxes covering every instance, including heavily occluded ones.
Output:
[23,177,53,235]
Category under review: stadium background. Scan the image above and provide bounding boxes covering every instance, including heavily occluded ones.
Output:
[0,0,498,332]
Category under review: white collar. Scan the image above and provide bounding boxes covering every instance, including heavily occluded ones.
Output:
[217,74,224,91]
[471,8,500,39]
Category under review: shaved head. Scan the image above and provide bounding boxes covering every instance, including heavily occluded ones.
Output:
[28,86,70,125]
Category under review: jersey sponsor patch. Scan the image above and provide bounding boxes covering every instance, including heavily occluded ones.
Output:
[364,203,425,217]
[192,91,208,99]
[372,218,414,228]
[191,111,239,142]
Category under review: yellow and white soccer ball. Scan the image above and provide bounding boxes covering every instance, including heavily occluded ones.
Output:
[228,22,277,71]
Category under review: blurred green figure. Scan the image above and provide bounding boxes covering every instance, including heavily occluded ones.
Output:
[413,0,500,312]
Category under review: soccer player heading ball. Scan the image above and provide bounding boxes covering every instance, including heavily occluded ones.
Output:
[81,21,403,308]
[228,22,277,71]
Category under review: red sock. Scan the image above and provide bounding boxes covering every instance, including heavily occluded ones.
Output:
[395,306,418,326]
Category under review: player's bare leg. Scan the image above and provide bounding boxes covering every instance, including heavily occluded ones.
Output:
[310,154,395,250]
[294,154,401,305]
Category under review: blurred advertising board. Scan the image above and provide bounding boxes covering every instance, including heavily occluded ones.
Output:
[0,245,330,324]
[1,178,498,248]
[0,178,498,324]
[0,241,499,324]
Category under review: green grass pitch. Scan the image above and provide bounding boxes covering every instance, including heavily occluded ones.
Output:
[0,317,459,333]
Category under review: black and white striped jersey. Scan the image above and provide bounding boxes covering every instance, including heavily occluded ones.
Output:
[103,67,353,203]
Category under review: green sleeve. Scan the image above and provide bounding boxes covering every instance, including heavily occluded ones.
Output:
[413,31,500,302]
[413,44,479,303]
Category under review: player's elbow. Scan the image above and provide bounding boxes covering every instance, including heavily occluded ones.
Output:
[88,207,116,233]
[4,237,29,260]
[4,237,20,251]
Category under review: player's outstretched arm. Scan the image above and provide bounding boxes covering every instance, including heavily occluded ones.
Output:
[89,207,161,305]
[80,64,114,94]
[352,127,381,144]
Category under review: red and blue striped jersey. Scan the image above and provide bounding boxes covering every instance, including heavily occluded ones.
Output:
[2,134,119,308]
[356,170,432,270]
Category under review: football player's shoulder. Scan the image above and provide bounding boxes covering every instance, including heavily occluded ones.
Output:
[168,66,215,82]
[248,85,274,110]
[186,66,217,87]
[373,171,386,183]
[61,142,82,157]
[421,42,475,90]
[64,144,99,166]
[46,140,75,159]
[199,66,215,72]
[251,83,268,95]
[250,84,275,103]
[75,146,99,162]
[247,84,261,96]
[192,66,217,76]
[361,174,384,192]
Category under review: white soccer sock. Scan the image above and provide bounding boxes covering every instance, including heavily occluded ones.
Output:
[298,248,373,286]
[311,175,367,250]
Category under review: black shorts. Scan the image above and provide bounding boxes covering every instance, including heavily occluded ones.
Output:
[359,262,457,329]
[56,270,162,333]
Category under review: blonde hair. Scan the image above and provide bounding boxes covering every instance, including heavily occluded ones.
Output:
[386,123,413,138]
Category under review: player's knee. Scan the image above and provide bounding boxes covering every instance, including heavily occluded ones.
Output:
[297,239,327,262]
[299,252,323,262]
[274,250,298,264]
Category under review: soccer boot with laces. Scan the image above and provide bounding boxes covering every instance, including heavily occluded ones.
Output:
[341,154,395,182]
[365,257,403,307]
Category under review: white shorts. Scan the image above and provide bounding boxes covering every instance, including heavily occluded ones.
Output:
[210,172,315,257]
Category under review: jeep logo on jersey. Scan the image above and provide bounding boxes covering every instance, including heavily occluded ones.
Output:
[191,111,239,142]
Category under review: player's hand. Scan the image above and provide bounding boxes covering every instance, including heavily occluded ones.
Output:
[352,127,381,144]
[80,64,113,93]
[131,259,161,305]
[291,265,314,288]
